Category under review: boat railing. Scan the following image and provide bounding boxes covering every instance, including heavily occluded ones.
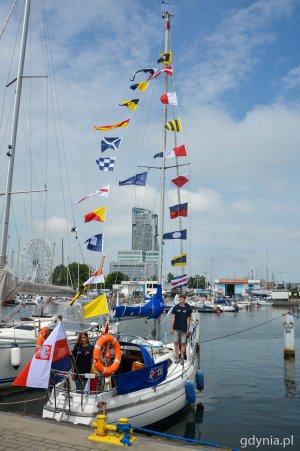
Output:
[47,369,111,413]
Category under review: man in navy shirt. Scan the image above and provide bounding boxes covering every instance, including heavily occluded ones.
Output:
[170,293,192,364]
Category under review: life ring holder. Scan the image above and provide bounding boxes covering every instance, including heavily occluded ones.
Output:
[35,326,49,351]
[93,334,122,376]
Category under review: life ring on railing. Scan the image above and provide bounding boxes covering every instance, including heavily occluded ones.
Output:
[35,327,49,351]
[93,334,122,376]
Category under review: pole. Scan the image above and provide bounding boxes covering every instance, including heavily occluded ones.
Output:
[156,10,172,341]
[0,0,31,267]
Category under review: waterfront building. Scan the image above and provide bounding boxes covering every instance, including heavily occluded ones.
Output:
[109,208,159,281]
[132,207,158,252]
[214,279,261,297]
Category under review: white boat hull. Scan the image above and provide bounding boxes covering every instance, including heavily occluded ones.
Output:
[43,349,198,427]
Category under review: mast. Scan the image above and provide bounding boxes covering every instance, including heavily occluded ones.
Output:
[158,10,172,287]
[0,0,31,268]
[156,10,173,340]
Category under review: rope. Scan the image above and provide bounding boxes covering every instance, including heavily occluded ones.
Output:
[200,313,284,344]
[133,426,240,451]
[0,395,46,406]
[0,0,17,40]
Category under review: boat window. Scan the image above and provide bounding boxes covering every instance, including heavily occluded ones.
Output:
[14,325,35,330]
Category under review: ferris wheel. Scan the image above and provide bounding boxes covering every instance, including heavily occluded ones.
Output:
[20,239,52,283]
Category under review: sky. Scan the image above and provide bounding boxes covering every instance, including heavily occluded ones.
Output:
[0,0,300,285]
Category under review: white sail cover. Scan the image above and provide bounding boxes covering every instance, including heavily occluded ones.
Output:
[0,264,22,303]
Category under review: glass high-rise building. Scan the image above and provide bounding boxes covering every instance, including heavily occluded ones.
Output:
[132,207,158,252]
[109,208,159,281]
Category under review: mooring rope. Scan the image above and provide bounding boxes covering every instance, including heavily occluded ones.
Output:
[133,425,240,451]
[0,395,46,406]
[200,313,284,343]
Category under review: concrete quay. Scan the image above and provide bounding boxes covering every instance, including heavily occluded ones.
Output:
[0,411,235,451]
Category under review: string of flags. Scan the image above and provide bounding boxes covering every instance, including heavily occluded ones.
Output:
[72,37,190,297]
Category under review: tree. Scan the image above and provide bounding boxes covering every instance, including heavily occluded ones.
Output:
[52,262,91,288]
[52,264,68,285]
[105,272,129,289]
[167,272,174,283]
[188,274,205,289]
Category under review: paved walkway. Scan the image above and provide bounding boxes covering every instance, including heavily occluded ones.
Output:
[0,412,234,451]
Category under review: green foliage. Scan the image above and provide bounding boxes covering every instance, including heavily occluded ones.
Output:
[52,262,91,288]
[167,272,174,283]
[188,274,206,289]
[105,272,129,289]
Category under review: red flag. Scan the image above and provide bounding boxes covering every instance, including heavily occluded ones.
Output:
[171,174,189,188]
[173,144,187,157]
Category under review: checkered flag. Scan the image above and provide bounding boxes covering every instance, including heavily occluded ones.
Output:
[96,157,116,171]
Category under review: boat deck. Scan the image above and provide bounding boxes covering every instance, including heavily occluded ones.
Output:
[0,411,236,451]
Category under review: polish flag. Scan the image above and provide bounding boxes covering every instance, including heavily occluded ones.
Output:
[13,322,71,388]
[160,92,178,105]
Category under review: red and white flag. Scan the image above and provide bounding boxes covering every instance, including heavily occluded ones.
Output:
[74,185,110,204]
[13,322,71,389]
[165,144,187,158]
[84,268,105,286]
[171,173,189,188]
[160,92,178,105]
[148,65,173,80]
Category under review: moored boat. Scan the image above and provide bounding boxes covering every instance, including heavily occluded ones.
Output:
[41,7,203,428]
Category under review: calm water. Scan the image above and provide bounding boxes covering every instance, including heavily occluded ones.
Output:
[1,305,299,450]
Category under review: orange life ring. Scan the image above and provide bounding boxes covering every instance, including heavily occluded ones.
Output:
[93,334,122,376]
[35,327,49,351]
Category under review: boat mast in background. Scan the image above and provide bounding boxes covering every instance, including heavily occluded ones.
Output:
[0,0,31,268]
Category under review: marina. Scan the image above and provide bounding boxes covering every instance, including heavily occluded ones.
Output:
[0,1,300,450]
[1,304,299,450]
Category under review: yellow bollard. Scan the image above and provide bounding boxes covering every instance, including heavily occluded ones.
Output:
[88,415,136,446]
[91,414,106,436]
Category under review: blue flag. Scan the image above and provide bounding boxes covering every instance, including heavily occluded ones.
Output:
[96,157,116,171]
[119,171,148,186]
[163,229,187,240]
[153,152,163,159]
[85,234,103,252]
[101,137,122,152]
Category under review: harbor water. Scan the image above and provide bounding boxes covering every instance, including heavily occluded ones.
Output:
[0,304,299,450]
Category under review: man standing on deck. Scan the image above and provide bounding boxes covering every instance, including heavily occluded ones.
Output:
[170,293,192,365]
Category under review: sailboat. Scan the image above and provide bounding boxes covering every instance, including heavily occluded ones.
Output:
[0,0,76,388]
[42,9,203,427]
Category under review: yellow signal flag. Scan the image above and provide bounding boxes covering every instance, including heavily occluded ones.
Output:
[165,118,182,132]
[83,293,109,318]
[137,82,149,92]
[119,99,139,111]
[159,51,172,65]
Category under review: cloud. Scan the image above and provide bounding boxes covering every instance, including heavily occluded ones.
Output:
[233,200,255,215]
[281,65,300,90]
[181,0,294,104]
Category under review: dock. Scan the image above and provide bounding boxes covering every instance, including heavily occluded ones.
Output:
[0,411,235,451]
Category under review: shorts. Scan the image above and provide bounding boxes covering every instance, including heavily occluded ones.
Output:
[173,330,187,344]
